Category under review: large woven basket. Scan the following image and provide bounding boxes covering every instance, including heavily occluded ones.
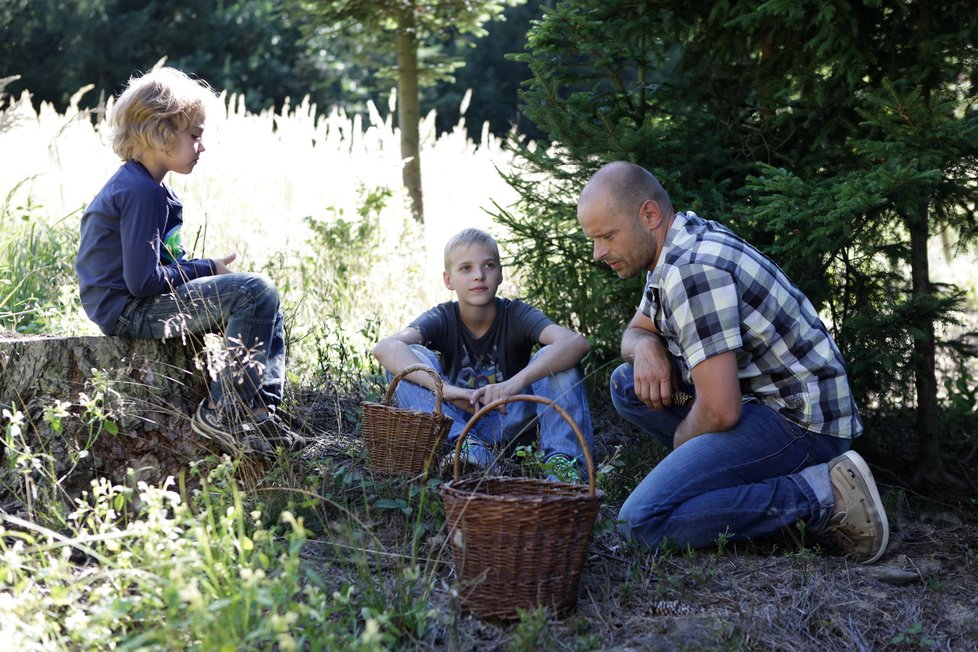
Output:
[439,394,603,620]
[361,364,453,476]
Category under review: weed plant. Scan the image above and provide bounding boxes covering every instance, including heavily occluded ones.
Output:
[0,199,82,333]
[1,397,457,649]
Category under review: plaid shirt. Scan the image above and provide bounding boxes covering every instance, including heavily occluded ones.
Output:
[639,212,862,438]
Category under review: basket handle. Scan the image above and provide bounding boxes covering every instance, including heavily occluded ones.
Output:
[384,363,446,416]
[451,394,596,496]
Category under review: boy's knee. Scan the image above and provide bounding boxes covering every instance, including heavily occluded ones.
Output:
[550,364,585,387]
[255,276,280,311]
[407,345,440,368]
[232,272,279,308]
[610,363,635,404]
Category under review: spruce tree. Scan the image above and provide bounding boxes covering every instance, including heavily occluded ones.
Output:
[292,0,523,223]
[501,0,978,479]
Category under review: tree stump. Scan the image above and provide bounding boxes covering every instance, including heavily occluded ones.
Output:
[0,334,221,510]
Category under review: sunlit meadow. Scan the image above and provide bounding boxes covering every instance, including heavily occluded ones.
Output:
[0,83,528,380]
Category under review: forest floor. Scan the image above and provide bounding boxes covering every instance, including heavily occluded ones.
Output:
[293,389,978,652]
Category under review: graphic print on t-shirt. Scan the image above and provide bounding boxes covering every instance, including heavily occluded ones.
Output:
[160,224,184,265]
[456,343,500,389]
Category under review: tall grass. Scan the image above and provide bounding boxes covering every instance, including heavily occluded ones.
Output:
[0,85,522,363]
[0,84,530,648]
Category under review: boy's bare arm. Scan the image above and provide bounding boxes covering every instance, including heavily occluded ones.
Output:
[373,327,433,386]
[372,327,477,411]
[471,323,589,407]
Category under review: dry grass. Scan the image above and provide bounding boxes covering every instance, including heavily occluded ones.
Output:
[291,387,978,652]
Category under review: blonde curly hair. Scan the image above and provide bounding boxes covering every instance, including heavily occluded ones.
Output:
[110,67,216,161]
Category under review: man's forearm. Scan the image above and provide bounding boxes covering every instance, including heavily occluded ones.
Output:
[621,326,664,364]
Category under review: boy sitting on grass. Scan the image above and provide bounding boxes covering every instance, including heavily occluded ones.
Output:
[373,228,594,482]
[75,67,303,456]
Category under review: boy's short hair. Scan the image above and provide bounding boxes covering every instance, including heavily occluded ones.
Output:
[110,67,216,161]
[444,228,500,270]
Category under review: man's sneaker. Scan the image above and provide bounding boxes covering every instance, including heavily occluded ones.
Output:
[827,450,889,563]
[545,454,583,484]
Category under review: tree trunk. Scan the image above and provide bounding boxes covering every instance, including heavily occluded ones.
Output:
[396,10,424,224]
[0,334,243,513]
[907,209,945,482]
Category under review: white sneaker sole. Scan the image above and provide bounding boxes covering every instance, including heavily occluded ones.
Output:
[839,450,890,563]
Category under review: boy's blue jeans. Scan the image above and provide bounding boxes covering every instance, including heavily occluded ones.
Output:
[391,345,594,467]
[610,362,849,550]
[111,272,285,411]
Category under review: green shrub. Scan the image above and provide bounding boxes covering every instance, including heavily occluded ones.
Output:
[0,198,81,333]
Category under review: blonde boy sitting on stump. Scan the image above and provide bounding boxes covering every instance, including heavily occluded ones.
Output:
[75,67,303,456]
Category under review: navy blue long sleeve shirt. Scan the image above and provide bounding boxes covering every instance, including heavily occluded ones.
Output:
[76,160,216,334]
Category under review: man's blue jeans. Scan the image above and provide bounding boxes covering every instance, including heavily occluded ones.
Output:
[391,345,594,467]
[610,362,849,550]
[111,272,285,410]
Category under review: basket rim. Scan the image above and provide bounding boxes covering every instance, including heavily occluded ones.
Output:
[360,400,454,423]
[381,363,447,415]
[440,475,604,503]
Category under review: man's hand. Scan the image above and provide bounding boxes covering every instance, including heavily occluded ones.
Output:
[621,310,675,410]
[213,253,237,275]
[631,336,675,410]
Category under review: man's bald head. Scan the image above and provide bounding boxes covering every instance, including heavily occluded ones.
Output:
[579,161,673,221]
[577,161,676,278]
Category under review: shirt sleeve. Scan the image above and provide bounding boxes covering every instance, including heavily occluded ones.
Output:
[118,187,214,297]
[409,303,451,351]
[510,300,555,343]
[638,271,657,318]
[661,263,743,369]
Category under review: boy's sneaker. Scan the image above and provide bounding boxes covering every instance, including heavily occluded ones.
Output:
[252,413,308,451]
[191,400,243,453]
[192,401,302,456]
[545,454,583,484]
[444,439,499,475]
[826,450,889,564]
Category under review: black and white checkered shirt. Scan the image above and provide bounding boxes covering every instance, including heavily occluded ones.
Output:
[640,212,862,438]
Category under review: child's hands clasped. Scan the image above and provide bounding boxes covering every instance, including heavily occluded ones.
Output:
[470,378,524,413]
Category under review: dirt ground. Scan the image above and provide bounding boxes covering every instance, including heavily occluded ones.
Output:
[293,390,978,651]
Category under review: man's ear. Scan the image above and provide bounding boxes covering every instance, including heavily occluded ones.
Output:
[641,199,663,230]
[443,270,454,291]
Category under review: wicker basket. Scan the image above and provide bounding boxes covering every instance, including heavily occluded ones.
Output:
[439,394,603,620]
[361,364,453,476]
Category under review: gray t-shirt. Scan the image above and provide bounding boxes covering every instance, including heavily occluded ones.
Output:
[410,298,553,388]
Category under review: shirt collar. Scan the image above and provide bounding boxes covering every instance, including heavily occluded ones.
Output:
[647,210,693,289]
